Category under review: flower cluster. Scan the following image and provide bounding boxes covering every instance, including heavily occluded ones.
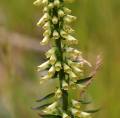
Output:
[33,0,92,118]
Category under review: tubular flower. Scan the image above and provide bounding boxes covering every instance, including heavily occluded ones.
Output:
[63,24,74,34]
[71,99,81,108]
[63,113,71,118]
[69,81,76,89]
[43,28,51,36]
[49,54,57,65]
[67,15,76,21]
[47,66,55,77]
[55,61,62,71]
[48,2,54,9]
[33,0,42,6]
[65,46,74,55]
[53,30,60,39]
[54,0,60,7]
[44,102,58,113]
[74,49,82,56]
[62,7,71,14]
[62,80,69,90]
[45,47,57,58]
[67,59,76,67]
[70,107,81,117]
[64,63,72,73]
[63,16,71,24]
[77,84,86,91]
[81,112,91,118]
[40,75,51,84]
[37,60,50,71]
[55,88,62,98]
[58,9,64,17]
[66,35,78,44]
[42,0,48,6]
[40,36,49,45]
[43,6,49,13]
[72,67,83,76]
[60,29,68,38]
[43,21,51,30]
[76,61,84,68]
[69,72,78,82]
[52,16,58,24]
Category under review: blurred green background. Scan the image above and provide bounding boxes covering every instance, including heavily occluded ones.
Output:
[0,0,120,118]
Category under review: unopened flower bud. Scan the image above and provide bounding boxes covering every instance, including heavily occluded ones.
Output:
[69,81,76,89]
[67,59,76,67]
[49,54,56,65]
[71,99,81,108]
[55,88,62,98]
[64,63,72,73]
[42,0,48,6]
[33,0,42,6]
[67,15,76,21]
[43,21,51,30]
[40,75,51,84]
[37,60,50,71]
[62,7,71,14]
[40,36,49,45]
[72,67,83,76]
[63,113,71,118]
[54,0,60,6]
[77,84,86,91]
[43,28,51,36]
[45,47,56,58]
[69,107,81,117]
[69,72,78,82]
[60,29,68,38]
[55,62,62,71]
[62,80,69,90]
[74,49,82,56]
[53,30,60,39]
[47,66,55,77]
[43,6,49,13]
[48,3,54,9]
[65,46,74,55]
[58,9,64,17]
[81,112,91,118]
[52,16,58,24]
[63,16,71,24]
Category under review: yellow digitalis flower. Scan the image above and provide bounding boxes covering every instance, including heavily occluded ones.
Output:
[62,7,71,14]
[42,0,48,6]
[45,47,56,58]
[64,63,72,73]
[76,61,84,68]
[72,67,83,76]
[63,113,71,118]
[77,84,86,91]
[52,16,58,24]
[40,75,51,84]
[54,0,60,7]
[65,46,74,56]
[62,80,69,90]
[43,28,51,36]
[37,60,50,71]
[81,112,91,118]
[60,29,68,38]
[67,15,76,21]
[69,81,76,89]
[40,36,49,45]
[58,9,64,17]
[66,35,78,44]
[71,99,81,108]
[47,66,55,77]
[33,0,42,6]
[63,16,71,24]
[43,21,51,30]
[69,72,78,82]
[53,30,60,39]
[48,2,54,9]
[49,54,57,65]
[43,6,49,13]
[74,49,82,56]
[69,107,81,117]
[55,88,62,98]
[67,59,76,67]
[55,62,62,71]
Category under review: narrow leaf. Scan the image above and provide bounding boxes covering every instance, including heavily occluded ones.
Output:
[36,93,55,102]
[32,103,52,110]
[38,114,61,118]
[84,108,101,113]
[79,100,92,104]
[76,77,92,84]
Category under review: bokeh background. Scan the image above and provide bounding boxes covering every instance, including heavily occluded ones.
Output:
[0,0,120,118]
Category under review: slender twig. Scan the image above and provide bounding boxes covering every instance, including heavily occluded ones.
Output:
[78,55,102,101]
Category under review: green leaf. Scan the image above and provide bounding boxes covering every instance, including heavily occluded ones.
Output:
[84,108,101,113]
[76,77,92,84]
[36,93,55,102]
[32,103,52,110]
[38,114,61,118]
[73,60,82,63]
[79,100,92,104]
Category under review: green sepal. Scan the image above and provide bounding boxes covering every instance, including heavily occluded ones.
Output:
[79,100,93,104]
[38,114,62,118]
[84,108,101,113]
[36,93,55,102]
[32,103,52,110]
[76,77,92,84]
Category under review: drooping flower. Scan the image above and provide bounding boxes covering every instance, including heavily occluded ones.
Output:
[43,28,51,36]
[74,49,82,56]
[49,54,57,65]
[71,99,81,108]
[62,80,69,90]
[55,61,62,71]
[63,16,71,24]
[76,61,84,68]
[45,47,57,58]
[60,29,68,38]
[69,72,78,82]
[63,113,71,118]
[65,46,74,55]
[37,60,50,71]
[64,63,72,73]
[67,59,76,67]
[48,2,54,9]
[81,112,91,118]
[40,36,49,45]
[55,88,62,98]
[69,107,81,117]
[43,21,51,30]
[47,66,55,77]
[62,7,71,14]
[33,0,42,6]
[67,15,76,21]
[72,67,83,76]
[52,16,58,24]
[42,0,48,6]
[66,35,78,44]
[54,0,60,7]
[77,84,86,91]
[69,81,76,89]
[43,6,49,13]
[40,75,51,84]
[53,30,60,39]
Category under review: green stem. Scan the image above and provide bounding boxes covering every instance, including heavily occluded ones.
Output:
[55,39,68,111]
